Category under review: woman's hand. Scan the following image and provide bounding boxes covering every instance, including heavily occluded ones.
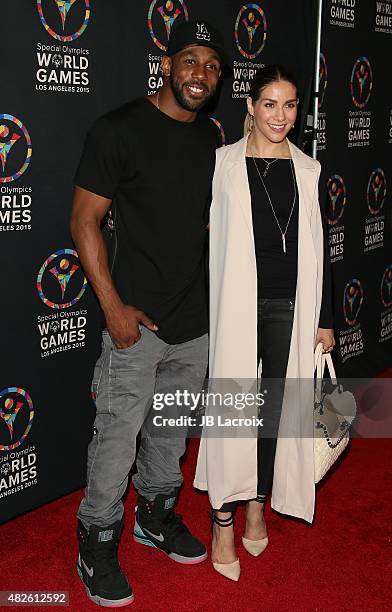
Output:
[315,328,335,352]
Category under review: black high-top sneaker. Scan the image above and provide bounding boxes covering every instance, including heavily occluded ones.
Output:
[133,492,207,564]
[77,520,134,607]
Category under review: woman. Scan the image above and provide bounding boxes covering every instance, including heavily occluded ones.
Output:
[194,65,335,581]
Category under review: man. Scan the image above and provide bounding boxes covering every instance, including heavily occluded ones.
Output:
[70,21,225,607]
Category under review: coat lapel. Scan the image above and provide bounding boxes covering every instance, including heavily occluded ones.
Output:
[225,136,254,237]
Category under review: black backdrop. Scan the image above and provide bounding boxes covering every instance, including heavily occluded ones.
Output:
[317,0,392,378]
[0,0,389,523]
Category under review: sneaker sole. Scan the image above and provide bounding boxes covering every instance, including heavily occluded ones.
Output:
[77,564,134,607]
[133,522,208,565]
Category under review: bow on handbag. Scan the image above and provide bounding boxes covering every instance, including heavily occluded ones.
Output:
[313,343,357,483]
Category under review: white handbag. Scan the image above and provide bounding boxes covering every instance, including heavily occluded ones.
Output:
[313,343,357,483]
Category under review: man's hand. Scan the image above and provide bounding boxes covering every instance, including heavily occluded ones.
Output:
[315,327,335,353]
[106,304,158,349]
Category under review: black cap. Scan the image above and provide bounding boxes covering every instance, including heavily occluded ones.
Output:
[166,20,228,66]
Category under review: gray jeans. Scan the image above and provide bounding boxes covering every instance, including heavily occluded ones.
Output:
[78,327,208,529]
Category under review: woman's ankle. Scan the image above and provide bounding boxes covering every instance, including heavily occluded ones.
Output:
[212,522,236,562]
[246,500,265,516]
[244,501,267,540]
[214,510,233,521]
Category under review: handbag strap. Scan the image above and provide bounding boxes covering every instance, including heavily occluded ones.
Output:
[314,343,338,400]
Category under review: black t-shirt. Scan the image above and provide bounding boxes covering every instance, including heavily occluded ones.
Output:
[247,157,334,328]
[75,98,218,344]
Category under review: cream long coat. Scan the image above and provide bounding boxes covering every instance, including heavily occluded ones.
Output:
[193,135,324,523]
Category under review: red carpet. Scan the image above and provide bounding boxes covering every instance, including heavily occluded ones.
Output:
[1,438,391,611]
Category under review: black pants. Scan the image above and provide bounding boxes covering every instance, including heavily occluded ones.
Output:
[216,297,295,512]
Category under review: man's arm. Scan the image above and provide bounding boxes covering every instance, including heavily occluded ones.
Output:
[70,186,158,348]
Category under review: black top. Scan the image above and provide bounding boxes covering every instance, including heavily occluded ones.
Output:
[247,157,333,328]
[75,98,218,344]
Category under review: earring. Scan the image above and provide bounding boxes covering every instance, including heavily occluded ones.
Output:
[249,113,254,131]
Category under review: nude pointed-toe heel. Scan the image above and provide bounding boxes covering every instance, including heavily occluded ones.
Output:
[242,536,268,557]
[212,559,241,581]
[211,511,240,582]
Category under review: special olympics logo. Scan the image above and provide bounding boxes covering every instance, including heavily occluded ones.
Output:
[367,168,386,215]
[381,265,392,308]
[210,117,226,147]
[319,53,328,109]
[326,175,346,226]
[37,248,87,309]
[52,54,63,68]
[37,0,90,42]
[343,279,363,327]
[350,57,373,109]
[0,388,34,452]
[148,0,189,52]
[0,462,11,476]
[235,4,267,60]
[0,115,32,184]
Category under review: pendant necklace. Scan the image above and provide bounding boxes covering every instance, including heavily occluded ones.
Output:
[251,148,297,254]
[260,158,278,177]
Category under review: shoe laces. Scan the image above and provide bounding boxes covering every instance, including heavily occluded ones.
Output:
[162,511,189,538]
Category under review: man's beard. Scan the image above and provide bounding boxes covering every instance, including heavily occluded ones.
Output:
[170,74,215,111]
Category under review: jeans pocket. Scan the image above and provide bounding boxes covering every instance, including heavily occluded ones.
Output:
[276,298,295,313]
[106,327,143,351]
[114,337,142,351]
[258,297,295,316]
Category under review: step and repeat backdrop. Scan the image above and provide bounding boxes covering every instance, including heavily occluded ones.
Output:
[0,0,316,522]
[317,0,392,378]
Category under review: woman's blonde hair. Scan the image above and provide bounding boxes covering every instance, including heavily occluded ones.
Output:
[243,64,299,136]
